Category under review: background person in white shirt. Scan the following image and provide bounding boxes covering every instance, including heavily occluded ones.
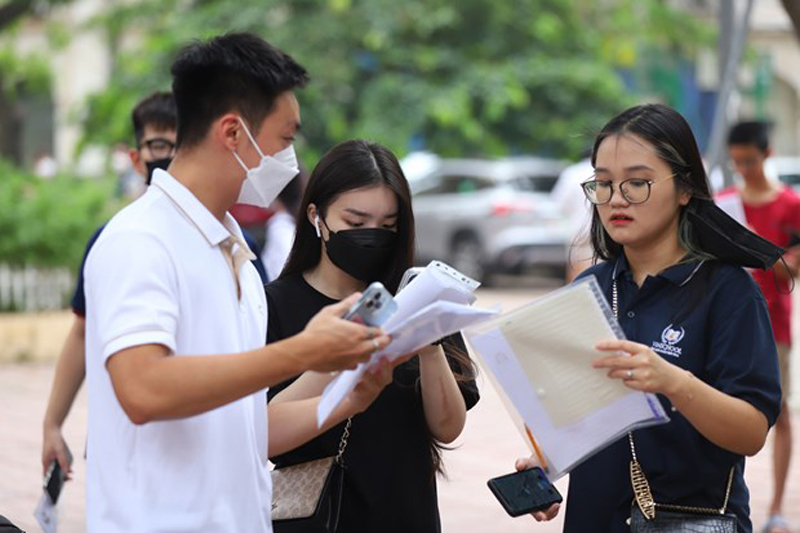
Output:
[262,175,302,280]
[83,32,389,533]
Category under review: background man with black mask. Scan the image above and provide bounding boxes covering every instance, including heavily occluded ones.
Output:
[41,91,179,479]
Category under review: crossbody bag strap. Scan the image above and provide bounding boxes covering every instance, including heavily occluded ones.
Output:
[612,280,734,519]
[334,417,353,465]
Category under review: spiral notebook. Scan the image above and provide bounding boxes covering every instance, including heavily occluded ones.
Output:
[464,275,669,480]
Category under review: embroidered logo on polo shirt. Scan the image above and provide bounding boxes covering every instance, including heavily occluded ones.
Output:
[651,324,684,358]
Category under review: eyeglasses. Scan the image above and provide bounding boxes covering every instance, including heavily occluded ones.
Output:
[140,138,176,159]
[580,174,676,205]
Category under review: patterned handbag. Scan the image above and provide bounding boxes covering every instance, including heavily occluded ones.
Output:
[271,418,351,533]
[611,280,738,533]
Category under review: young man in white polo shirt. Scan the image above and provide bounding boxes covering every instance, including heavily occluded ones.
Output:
[83,33,389,532]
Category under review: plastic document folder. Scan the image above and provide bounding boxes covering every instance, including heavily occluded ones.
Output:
[316,261,498,427]
[464,276,669,480]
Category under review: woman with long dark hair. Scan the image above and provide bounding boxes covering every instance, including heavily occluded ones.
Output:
[519,104,782,532]
[266,139,479,532]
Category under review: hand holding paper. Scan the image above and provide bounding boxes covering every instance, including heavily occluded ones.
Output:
[316,261,496,427]
[465,276,668,480]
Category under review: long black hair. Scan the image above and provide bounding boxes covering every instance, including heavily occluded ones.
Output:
[280,139,414,293]
[281,139,477,478]
[588,103,713,262]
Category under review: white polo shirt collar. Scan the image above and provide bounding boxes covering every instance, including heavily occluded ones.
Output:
[150,168,245,248]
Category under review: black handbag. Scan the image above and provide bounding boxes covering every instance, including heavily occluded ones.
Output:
[628,504,737,533]
[611,281,738,533]
[0,516,24,532]
[271,418,351,533]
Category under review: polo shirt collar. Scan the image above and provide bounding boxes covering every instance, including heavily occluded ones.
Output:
[612,254,705,287]
[659,259,706,287]
[151,169,244,247]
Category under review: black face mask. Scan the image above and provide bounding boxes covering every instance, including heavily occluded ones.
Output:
[145,157,173,185]
[322,219,397,282]
[686,199,784,269]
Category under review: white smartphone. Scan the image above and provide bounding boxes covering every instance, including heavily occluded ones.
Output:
[342,282,398,327]
[398,267,424,291]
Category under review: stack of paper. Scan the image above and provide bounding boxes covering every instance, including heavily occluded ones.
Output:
[316,261,497,427]
[465,276,669,480]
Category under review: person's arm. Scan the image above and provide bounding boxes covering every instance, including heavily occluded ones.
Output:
[107,295,390,425]
[593,339,769,456]
[269,371,334,404]
[41,316,86,476]
[418,344,468,444]
[268,358,399,457]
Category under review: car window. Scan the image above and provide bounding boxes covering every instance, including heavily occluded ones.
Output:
[415,175,495,195]
[512,174,559,193]
[779,173,800,189]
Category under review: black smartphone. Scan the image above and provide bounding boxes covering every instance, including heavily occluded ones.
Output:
[44,460,67,504]
[487,467,562,517]
[342,282,397,327]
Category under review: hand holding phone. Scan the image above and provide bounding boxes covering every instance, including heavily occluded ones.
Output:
[342,282,397,327]
[43,460,67,504]
[487,467,562,518]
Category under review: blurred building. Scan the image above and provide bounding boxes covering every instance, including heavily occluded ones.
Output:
[672,0,800,156]
[0,0,112,174]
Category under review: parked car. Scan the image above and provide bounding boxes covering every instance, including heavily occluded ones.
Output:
[769,156,800,191]
[405,155,570,283]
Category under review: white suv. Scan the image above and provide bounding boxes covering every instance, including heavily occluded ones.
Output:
[407,156,570,283]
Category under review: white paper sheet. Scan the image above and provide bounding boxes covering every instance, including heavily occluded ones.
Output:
[34,492,58,533]
[465,277,669,480]
[316,301,498,427]
[384,261,478,331]
[715,192,747,226]
[315,261,491,427]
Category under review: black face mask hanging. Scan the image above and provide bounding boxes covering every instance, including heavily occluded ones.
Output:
[322,220,397,282]
[145,157,173,185]
[686,199,784,270]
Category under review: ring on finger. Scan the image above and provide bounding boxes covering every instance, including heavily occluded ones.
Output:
[626,369,634,380]
[371,338,380,351]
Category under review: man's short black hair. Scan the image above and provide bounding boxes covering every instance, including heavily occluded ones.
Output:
[727,121,771,152]
[170,32,309,148]
[132,91,177,146]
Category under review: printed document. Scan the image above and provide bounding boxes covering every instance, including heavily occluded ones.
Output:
[465,276,669,479]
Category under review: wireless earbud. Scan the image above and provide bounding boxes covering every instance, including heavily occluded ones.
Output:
[314,215,321,238]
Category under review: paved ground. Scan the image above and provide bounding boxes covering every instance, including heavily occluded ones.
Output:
[1,283,799,532]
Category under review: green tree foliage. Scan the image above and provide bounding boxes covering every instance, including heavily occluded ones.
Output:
[0,159,118,269]
[80,0,711,163]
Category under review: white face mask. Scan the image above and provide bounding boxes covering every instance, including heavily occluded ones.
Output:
[231,117,299,208]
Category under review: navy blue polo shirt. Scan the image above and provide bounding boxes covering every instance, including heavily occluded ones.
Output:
[567,256,781,533]
[70,225,268,316]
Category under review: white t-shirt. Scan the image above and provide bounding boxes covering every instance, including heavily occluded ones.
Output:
[552,160,594,264]
[84,170,271,532]
[261,211,296,281]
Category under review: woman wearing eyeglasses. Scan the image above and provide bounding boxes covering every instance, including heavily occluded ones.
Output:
[518,104,782,533]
